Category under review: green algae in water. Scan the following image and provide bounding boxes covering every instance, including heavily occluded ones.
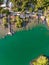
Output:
[0,25,49,65]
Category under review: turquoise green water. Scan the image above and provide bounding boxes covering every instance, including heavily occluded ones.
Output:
[0,25,49,65]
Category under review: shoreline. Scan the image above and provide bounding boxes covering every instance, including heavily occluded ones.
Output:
[0,14,49,38]
[0,23,48,39]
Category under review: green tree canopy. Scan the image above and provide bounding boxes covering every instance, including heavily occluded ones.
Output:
[30,55,49,65]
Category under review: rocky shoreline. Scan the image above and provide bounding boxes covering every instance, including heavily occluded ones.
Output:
[0,16,48,38]
[0,10,49,38]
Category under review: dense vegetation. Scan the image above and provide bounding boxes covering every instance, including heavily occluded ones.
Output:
[10,0,49,12]
[30,55,49,65]
[0,0,49,12]
[0,0,49,28]
[0,0,3,4]
[0,0,49,13]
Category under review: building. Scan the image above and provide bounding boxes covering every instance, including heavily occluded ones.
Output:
[0,0,13,9]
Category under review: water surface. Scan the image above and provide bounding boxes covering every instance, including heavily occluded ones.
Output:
[0,25,49,65]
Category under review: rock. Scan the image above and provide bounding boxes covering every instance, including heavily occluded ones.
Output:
[7,32,12,35]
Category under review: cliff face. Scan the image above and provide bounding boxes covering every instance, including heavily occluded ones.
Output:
[30,55,49,65]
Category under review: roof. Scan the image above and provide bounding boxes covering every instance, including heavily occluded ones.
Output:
[0,4,6,7]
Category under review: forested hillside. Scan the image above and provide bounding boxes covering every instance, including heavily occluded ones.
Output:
[10,0,49,12]
[0,0,49,12]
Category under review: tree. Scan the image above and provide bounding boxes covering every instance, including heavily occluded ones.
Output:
[10,0,37,12]
[10,0,16,7]
[15,16,23,28]
[30,55,49,65]
[0,0,3,4]
[9,0,49,12]
[35,0,45,11]
[1,9,10,15]
[3,16,8,28]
